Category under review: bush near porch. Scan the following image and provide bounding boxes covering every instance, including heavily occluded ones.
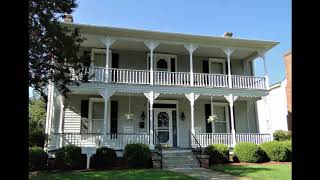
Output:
[123,143,152,168]
[90,147,117,169]
[204,144,229,164]
[261,141,291,162]
[54,145,87,170]
[273,130,291,141]
[233,142,268,163]
[29,147,48,171]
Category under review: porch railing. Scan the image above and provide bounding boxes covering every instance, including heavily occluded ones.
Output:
[193,133,272,147]
[82,67,267,90]
[50,133,150,149]
[231,75,266,89]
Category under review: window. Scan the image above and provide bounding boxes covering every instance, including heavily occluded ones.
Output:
[211,103,230,133]
[157,59,168,71]
[91,102,104,133]
[209,58,226,74]
[93,53,106,67]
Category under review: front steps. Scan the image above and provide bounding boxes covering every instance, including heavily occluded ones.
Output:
[161,149,200,169]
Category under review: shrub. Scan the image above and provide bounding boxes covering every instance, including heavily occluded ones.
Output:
[123,143,152,168]
[281,140,292,161]
[91,147,117,169]
[273,130,291,141]
[233,142,268,163]
[204,144,229,164]
[54,145,86,170]
[29,147,48,171]
[29,128,46,147]
[261,141,290,162]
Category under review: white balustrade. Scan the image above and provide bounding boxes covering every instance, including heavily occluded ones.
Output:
[231,75,266,89]
[52,133,150,150]
[81,67,266,90]
[193,73,229,87]
[236,133,271,144]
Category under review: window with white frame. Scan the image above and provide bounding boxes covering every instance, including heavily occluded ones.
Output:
[91,48,112,67]
[91,101,104,133]
[209,58,226,74]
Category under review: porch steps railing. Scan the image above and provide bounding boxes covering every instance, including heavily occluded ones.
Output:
[82,67,267,90]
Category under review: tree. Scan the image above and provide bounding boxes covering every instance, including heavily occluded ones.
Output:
[29,96,47,147]
[29,0,89,102]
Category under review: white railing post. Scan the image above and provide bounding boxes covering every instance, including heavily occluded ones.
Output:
[101,37,116,83]
[144,41,159,85]
[184,44,198,87]
[185,93,200,135]
[98,89,114,146]
[224,94,238,147]
[222,48,235,88]
[144,91,160,149]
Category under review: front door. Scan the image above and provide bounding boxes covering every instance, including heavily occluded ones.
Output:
[154,109,173,147]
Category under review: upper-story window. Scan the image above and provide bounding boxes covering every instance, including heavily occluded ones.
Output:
[91,48,111,68]
[209,58,226,74]
[157,59,168,71]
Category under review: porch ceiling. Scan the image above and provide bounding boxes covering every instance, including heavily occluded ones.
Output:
[81,35,257,60]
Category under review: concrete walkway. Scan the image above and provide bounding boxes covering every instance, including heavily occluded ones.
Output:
[167,167,250,180]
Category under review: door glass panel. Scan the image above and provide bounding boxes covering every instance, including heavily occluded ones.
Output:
[94,53,106,67]
[214,106,227,133]
[211,62,223,74]
[158,131,169,143]
[157,59,168,71]
[158,112,169,128]
[92,102,104,119]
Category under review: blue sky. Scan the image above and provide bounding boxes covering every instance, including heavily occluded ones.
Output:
[29,0,291,96]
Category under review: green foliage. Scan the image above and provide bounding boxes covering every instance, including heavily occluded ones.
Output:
[261,141,290,162]
[233,142,268,163]
[273,130,291,141]
[29,0,89,99]
[91,147,117,169]
[204,144,229,164]
[29,147,48,171]
[123,143,152,168]
[281,141,292,161]
[29,97,46,147]
[54,145,86,170]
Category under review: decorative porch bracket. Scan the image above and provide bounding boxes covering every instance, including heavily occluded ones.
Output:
[144,91,160,149]
[222,47,236,88]
[257,49,269,89]
[144,41,160,85]
[224,94,238,147]
[185,92,200,134]
[184,44,199,86]
[98,89,115,145]
[100,37,116,83]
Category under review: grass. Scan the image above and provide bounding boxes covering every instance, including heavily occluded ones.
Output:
[210,163,291,180]
[29,169,197,180]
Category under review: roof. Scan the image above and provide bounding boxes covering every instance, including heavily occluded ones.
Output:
[60,22,279,52]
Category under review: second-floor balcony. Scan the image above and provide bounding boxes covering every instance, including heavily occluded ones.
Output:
[83,67,267,90]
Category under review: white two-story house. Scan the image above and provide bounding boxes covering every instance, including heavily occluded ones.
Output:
[45,20,279,154]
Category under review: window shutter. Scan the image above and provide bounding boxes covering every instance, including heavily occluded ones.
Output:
[80,100,89,133]
[205,104,212,133]
[83,51,91,67]
[203,60,209,73]
[110,101,118,134]
[171,58,176,72]
[112,53,119,68]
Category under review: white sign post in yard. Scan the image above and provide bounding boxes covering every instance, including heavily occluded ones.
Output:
[81,147,97,170]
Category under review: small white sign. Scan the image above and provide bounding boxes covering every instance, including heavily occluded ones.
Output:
[81,147,97,155]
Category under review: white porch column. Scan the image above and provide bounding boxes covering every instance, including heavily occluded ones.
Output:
[45,82,53,135]
[144,91,160,149]
[101,37,116,83]
[258,50,269,89]
[224,94,238,147]
[222,48,236,88]
[185,93,200,134]
[184,44,198,86]
[98,89,114,134]
[144,41,159,85]
[58,95,65,148]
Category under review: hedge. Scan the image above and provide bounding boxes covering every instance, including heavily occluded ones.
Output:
[54,145,86,170]
[29,147,48,171]
[233,142,268,163]
[123,143,152,168]
[91,147,117,169]
[261,141,290,162]
[273,130,291,141]
[204,144,229,164]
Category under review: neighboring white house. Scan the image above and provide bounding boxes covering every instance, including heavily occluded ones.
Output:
[257,79,288,133]
[44,20,279,154]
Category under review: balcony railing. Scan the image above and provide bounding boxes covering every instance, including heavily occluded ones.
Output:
[82,67,267,90]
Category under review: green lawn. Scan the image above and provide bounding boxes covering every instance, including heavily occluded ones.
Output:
[29,169,197,180]
[210,163,291,180]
